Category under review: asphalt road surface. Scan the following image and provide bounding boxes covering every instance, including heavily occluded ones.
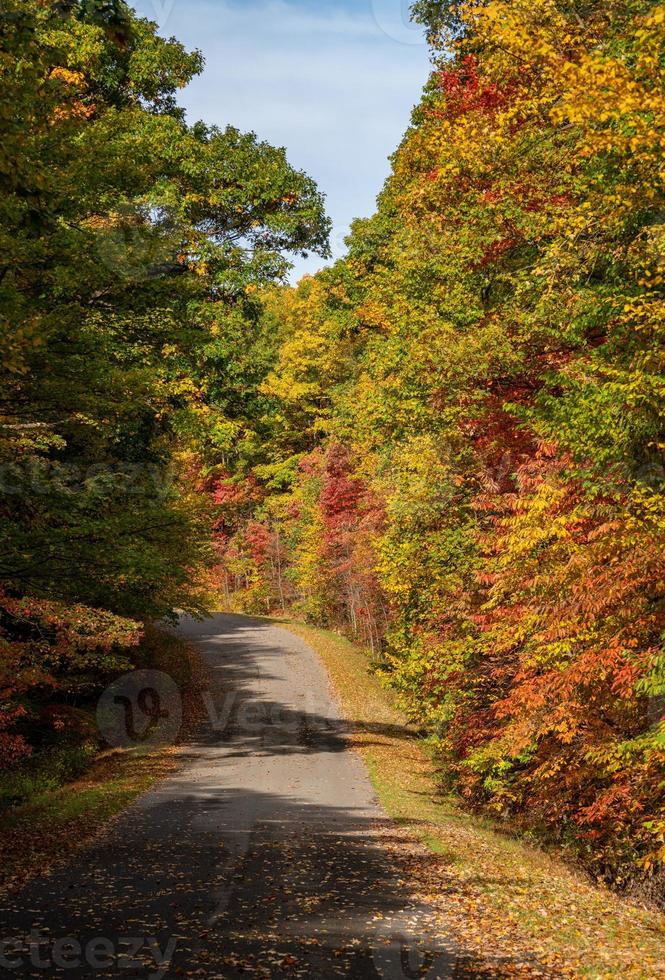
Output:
[0,614,486,979]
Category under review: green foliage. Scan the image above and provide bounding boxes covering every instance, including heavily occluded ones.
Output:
[0,744,98,811]
[0,0,329,766]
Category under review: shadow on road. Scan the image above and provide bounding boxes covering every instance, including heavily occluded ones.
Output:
[0,615,524,979]
[188,614,417,758]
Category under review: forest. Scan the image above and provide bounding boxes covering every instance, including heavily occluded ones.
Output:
[2,0,664,897]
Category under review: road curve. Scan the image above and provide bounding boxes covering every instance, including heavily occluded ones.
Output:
[0,614,479,979]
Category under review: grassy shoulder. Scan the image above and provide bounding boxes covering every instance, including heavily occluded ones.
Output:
[279,619,665,980]
[0,627,207,894]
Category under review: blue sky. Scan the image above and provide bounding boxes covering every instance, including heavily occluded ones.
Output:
[131,0,431,279]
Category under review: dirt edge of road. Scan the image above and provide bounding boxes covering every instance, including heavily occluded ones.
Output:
[279,618,665,980]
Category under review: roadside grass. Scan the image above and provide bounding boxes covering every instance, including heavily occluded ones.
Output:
[279,619,665,980]
[0,627,207,894]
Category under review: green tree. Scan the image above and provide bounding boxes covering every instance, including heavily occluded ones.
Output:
[0,0,329,762]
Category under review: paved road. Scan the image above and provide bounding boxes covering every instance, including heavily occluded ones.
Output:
[0,614,481,979]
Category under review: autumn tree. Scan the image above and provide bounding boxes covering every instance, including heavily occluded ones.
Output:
[0,0,329,764]
[214,0,665,888]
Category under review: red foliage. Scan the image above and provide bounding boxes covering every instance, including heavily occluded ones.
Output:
[244,521,271,566]
[0,588,140,770]
[435,56,510,119]
[321,443,365,548]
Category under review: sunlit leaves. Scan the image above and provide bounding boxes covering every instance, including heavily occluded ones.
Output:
[215,0,665,884]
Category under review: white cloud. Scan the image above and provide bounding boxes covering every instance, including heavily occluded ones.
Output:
[132,0,430,279]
